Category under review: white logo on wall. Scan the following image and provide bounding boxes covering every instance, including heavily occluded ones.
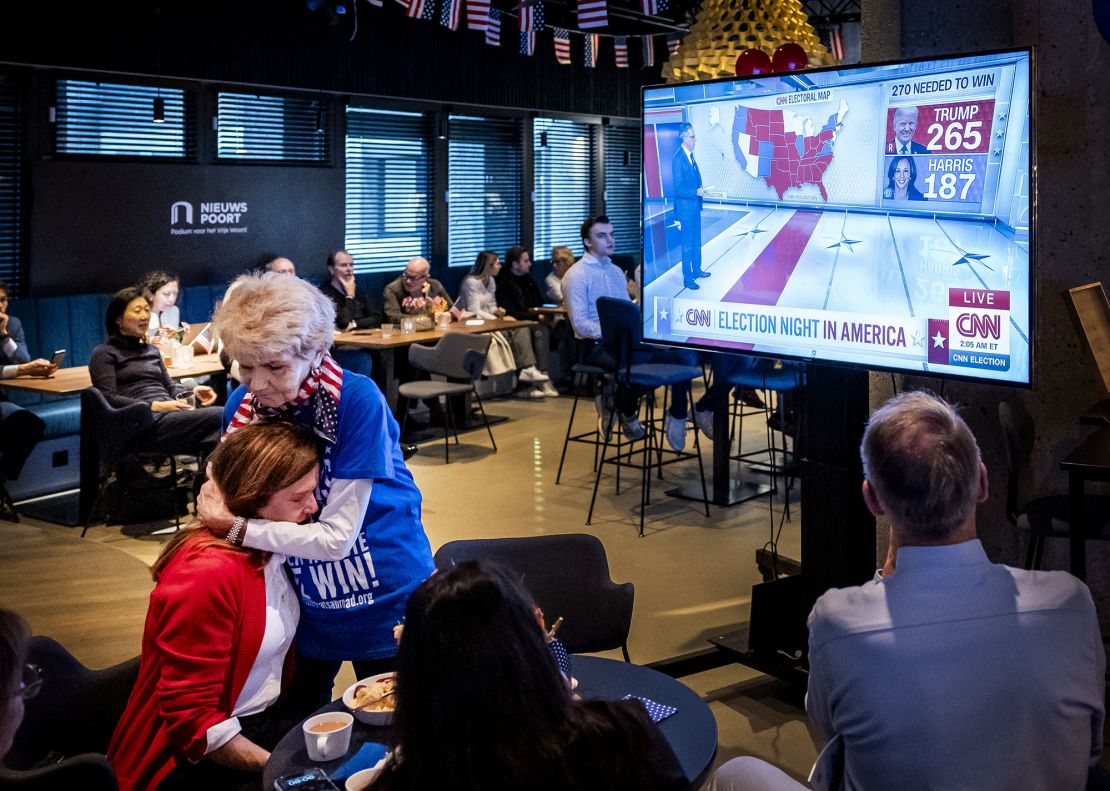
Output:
[169,200,249,237]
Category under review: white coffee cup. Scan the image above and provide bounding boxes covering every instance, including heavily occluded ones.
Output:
[303,711,354,762]
[380,323,394,338]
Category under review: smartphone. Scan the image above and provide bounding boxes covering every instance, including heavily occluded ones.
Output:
[50,349,65,367]
[273,768,340,791]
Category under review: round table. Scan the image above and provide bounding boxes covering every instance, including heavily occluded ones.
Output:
[264,655,718,790]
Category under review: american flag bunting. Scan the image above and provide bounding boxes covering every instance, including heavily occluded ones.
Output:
[407,0,436,21]
[640,0,667,13]
[439,0,461,29]
[485,8,502,45]
[642,35,654,67]
[553,27,571,64]
[584,33,599,66]
[519,0,544,32]
[613,35,628,67]
[466,0,490,31]
[520,29,536,55]
[577,0,607,29]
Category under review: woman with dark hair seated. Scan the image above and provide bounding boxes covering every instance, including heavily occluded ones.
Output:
[0,609,118,789]
[109,422,321,791]
[88,287,221,456]
[138,270,187,342]
[373,561,686,791]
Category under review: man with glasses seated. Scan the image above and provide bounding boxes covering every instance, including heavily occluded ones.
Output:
[383,257,455,326]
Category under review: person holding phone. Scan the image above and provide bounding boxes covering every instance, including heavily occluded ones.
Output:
[0,279,56,520]
[89,287,220,457]
[138,270,188,342]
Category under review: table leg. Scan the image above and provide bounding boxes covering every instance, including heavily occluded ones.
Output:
[1069,471,1087,581]
[368,348,399,415]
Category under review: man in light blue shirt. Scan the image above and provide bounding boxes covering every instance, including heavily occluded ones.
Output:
[710,391,1105,791]
[563,216,697,449]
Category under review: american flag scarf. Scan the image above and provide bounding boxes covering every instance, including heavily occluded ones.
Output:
[224,352,344,447]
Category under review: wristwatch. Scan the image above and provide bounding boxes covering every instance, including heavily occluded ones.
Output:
[226,515,247,546]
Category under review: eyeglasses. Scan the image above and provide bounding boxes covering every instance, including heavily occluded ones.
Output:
[402,272,428,281]
[20,664,42,700]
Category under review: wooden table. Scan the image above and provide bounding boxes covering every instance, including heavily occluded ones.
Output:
[5,354,226,526]
[1,354,225,395]
[334,319,534,413]
[1060,425,1110,581]
[528,305,568,318]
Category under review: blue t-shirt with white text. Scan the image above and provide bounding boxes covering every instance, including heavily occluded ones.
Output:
[224,371,433,659]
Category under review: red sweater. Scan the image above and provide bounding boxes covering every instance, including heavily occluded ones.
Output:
[108,538,290,791]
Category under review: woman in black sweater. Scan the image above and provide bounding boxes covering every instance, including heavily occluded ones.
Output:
[88,287,221,455]
[372,561,687,791]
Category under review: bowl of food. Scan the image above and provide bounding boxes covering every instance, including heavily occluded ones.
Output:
[343,672,397,725]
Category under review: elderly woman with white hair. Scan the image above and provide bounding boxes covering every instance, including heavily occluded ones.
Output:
[197,272,434,712]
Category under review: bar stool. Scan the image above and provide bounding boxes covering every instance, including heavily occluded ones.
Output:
[587,298,710,537]
[727,359,806,517]
[555,362,607,484]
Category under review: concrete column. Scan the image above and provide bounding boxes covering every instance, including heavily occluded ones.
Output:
[862,0,1110,623]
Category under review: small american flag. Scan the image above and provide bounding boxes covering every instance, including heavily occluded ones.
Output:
[640,0,667,13]
[613,35,628,67]
[466,0,489,31]
[485,8,501,45]
[577,0,607,29]
[407,0,436,21]
[829,24,845,61]
[439,0,461,29]
[519,0,544,32]
[642,35,654,67]
[584,33,599,67]
[553,27,571,64]
[667,33,682,57]
[520,29,536,55]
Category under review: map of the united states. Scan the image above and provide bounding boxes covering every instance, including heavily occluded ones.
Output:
[731,100,849,200]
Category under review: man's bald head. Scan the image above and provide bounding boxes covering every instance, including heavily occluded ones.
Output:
[266,257,296,276]
[402,257,431,295]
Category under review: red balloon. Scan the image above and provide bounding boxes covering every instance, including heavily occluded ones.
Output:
[735,48,773,76]
[771,42,809,73]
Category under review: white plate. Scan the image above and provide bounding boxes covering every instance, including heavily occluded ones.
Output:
[342,672,396,726]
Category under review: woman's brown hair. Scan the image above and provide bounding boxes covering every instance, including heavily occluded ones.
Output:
[468,250,499,285]
[151,421,320,580]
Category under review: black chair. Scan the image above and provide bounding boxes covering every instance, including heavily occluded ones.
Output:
[7,636,139,771]
[589,297,709,537]
[80,387,194,536]
[433,534,635,661]
[1000,400,1110,569]
[0,754,119,790]
[399,333,495,463]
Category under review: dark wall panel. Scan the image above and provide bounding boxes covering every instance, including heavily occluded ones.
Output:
[30,161,343,295]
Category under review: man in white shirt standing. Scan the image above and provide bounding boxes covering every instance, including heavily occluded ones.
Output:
[710,391,1106,791]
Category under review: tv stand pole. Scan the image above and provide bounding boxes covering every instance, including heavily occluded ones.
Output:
[708,364,875,687]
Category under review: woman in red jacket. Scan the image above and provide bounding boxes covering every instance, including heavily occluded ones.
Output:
[109,421,320,791]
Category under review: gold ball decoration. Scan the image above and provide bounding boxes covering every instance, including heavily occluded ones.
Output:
[664,0,837,84]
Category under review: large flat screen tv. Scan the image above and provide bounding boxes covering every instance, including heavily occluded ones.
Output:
[641,48,1034,387]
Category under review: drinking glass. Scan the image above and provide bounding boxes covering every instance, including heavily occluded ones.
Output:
[380,323,394,338]
[400,317,416,334]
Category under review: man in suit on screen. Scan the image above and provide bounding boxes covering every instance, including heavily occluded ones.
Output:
[670,122,711,291]
[888,105,928,154]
